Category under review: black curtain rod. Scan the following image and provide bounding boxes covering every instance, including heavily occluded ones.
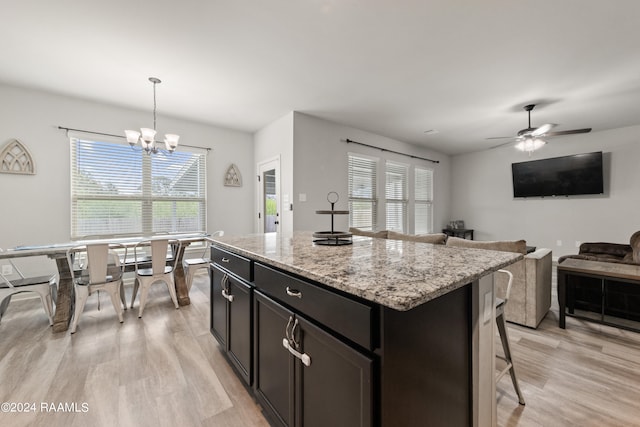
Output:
[57,126,211,152]
[344,138,439,164]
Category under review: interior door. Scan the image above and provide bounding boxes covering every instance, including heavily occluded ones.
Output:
[257,158,280,233]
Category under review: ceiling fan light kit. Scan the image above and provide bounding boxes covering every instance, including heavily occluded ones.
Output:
[488,103,592,154]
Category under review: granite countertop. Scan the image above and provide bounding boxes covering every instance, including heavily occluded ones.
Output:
[211,231,522,311]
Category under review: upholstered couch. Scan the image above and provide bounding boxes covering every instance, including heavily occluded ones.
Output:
[557,231,640,265]
[444,237,552,328]
[349,228,553,328]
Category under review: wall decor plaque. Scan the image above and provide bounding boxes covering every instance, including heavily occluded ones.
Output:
[1,139,35,175]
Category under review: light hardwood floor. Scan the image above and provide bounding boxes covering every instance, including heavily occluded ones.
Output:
[1,267,640,427]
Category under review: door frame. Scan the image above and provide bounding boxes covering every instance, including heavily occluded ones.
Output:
[257,156,281,233]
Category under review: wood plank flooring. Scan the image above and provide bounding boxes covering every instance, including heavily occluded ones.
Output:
[2,267,640,426]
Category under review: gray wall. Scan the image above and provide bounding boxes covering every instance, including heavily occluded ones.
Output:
[0,83,255,250]
[451,125,640,258]
[291,112,451,233]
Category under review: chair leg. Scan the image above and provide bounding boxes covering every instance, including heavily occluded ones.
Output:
[185,267,193,293]
[137,279,151,318]
[131,278,140,309]
[35,289,54,327]
[166,275,179,309]
[496,312,526,405]
[107,285,124,323]
[120,282,127,311]
[71,286,90,334]
[0,295,11,322]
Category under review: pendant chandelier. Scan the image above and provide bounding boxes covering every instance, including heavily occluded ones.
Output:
[125,77,179,154]
[514,137,546,155]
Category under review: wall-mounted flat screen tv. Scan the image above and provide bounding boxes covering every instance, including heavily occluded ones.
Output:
[512,151,604,198]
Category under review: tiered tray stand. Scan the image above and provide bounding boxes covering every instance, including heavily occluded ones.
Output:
[313,192,352,246]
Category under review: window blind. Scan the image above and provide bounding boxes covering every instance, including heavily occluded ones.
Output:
[348,153,378,231]
[415,167,434,234]
[70,138,206,239]
[385,161,408,232]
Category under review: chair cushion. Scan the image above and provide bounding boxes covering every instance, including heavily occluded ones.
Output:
[387,230,447,244]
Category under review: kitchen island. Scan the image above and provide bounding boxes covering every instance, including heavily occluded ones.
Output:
[209,231,522,427]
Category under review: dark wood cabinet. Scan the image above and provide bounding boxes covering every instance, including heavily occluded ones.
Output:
[210,263,253,385]
[254,290,373,427]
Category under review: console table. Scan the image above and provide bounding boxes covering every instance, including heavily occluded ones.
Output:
[442,228,474,240]
[557,259,640,332]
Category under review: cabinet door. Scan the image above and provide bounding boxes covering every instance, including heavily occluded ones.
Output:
[227,273,253,385]
[254,291,295,427]
[210,265,228,348]
[294,315,373,427]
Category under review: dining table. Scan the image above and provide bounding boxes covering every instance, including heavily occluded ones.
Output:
[0,233,209,332]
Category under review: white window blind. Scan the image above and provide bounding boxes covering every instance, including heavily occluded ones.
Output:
[385,161,408,232]
[70,138,206,239]
[348,153,378,231]
[415,167,434,234]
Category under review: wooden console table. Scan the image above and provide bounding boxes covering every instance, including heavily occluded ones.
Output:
[557,258,640,332]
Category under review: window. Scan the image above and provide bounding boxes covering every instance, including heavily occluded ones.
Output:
[385,161,408,232]
[414,167,434,234]
[348,153,378,230]
[70,138,206,239]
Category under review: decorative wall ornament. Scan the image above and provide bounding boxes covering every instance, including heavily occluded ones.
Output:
[1,139,36,175]
[224,163,242,187]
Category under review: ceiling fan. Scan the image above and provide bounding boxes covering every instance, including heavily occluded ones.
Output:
[487,104,592,153]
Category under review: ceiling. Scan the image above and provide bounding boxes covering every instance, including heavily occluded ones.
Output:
[2,0,639,155]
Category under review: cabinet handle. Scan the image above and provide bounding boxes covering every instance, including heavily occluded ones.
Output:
[282,338,312,367]
[221,257,230,263]
[222,288,234,302]
[286,287,302,299]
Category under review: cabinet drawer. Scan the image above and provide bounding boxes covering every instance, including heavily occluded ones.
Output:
[211,246,253,282]
[255,263,373,350]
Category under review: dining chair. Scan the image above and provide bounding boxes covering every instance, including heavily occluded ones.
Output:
[0,249,57,326]
[130,239,180,318]
[66,243,127,334]
[495,269,526,405]
[182,230,224,292]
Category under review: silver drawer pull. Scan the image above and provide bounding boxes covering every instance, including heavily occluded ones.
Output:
[286,287,302,298]
[222,289,234,302]
[282,338,312,367]
[221,257,230,263]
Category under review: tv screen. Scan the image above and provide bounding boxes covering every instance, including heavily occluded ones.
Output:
[512,151,604,198]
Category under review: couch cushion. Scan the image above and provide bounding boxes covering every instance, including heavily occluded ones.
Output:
[387,230,447,244]
[579,242,632,259]
[349,227,388,239]
[445,236,527,254]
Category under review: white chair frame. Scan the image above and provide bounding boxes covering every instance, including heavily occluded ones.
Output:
[131,239,181,318]
[182,230,224,293]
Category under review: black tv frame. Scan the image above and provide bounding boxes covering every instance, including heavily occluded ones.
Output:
[511,151,604,198]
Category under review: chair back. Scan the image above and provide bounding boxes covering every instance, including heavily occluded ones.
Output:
[68,243,126,285]
[496,269,514,304]
[134,239,180,275]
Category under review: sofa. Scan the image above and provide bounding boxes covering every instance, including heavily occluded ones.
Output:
[558,230,640,265]
[444,237,552,328]
[349,228,552,328]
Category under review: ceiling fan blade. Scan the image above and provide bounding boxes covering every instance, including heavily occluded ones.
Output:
[545,128,592,137]
[531,123,557,137]
[485,136,514,140]
[489,140,516,149]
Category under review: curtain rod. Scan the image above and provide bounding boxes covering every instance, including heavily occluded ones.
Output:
[57,126,211,152]
[344,138,439,164]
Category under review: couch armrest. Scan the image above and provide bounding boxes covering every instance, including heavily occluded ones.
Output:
[525,248,552,261]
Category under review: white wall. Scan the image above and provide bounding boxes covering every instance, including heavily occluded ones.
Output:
[451,125,640,258]
[291,112,451,233]
[253,112,294,234]
[0,83,254,250]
